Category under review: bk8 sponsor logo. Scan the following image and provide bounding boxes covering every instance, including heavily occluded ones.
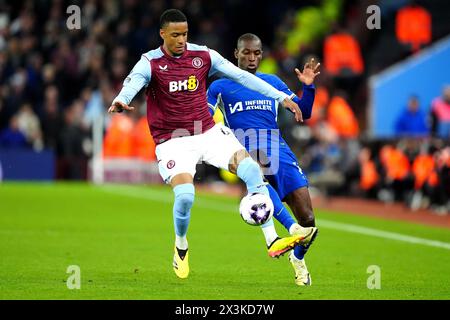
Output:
[169,75,199,92]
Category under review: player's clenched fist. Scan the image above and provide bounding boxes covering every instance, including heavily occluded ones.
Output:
[108,100,135,113]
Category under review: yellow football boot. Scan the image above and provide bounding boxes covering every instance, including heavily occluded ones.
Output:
[173,247,189,279]
[289,251,312,286]
[290,224,318,252]
[267,235,303,258]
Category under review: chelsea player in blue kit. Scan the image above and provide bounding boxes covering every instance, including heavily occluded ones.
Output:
[207,34,320,285]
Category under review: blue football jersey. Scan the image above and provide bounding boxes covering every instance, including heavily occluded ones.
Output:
[207,72,294,131]
[207,72,315,199]
[207,72,314,154]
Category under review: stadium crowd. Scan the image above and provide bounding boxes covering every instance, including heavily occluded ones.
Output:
[0,0,448,213]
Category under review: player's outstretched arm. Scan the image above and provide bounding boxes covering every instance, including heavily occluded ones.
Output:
[209,49,303,122]
[283,58,320,120]
[108,55,151,114]
[295,58,320,86]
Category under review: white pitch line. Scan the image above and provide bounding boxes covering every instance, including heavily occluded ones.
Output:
[99,185,450,250]
[317,220,450,250]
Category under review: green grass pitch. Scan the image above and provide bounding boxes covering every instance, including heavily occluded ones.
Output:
[1,182,449,300]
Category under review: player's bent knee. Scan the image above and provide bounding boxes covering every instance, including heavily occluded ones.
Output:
[236,156,261,180]
[228,149,250,174]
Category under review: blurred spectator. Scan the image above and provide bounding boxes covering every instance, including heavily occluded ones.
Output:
[25,52,44,102]
[431,146,450,214]
[394,95,429,137]
[327,92,360,139]
[303,105,344,196]
[1,69,29,129]
[285,6,327,56]
[338,138,362,195]
[258,53,279,75]
[15,103,43,151]
[323,30,364,77]
[358,147,380,198]
[379,144,413,202]
[410,145,437,210]
[0,115,27,148]
[40,85,62,150]
[103,114,134,158]
[82,80,114,129]
[131,116,156,161]
[430,85,450,139]
[193,19,222,51]
[306,86,329,128]
[305,140,344,197]
[282,0,342,57]
[56,100,89,180]
[396,3,432,53]
[41,64,57,88]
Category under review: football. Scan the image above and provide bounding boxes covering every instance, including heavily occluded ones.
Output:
[239,193,274,226]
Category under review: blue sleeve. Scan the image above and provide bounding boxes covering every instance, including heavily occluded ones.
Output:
[207,82,220,116]
[293,84,315,120]
[272,75,315,120]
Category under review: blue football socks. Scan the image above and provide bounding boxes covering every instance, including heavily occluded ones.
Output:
[267,184,296,232]
[173,183,195,238]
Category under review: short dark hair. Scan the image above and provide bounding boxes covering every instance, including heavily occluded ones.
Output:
[237,33,261,49]
[160,9,187,28]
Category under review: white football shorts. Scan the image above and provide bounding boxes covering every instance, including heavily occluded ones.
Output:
[155,124,245,183]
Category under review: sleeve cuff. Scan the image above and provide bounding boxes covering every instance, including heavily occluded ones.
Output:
[112,96,128,106]
[277,92,289,103]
